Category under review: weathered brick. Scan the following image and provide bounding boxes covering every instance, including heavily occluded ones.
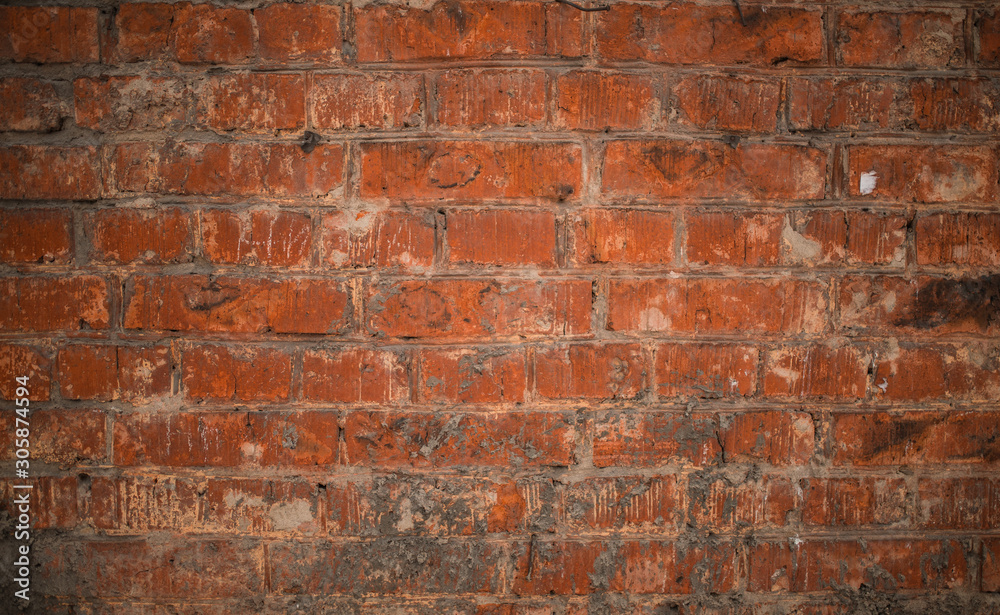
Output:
[833,411,1000,466]
[848,145,998,202]
[564,476,681,530]
[201,209,312,267]
[603,141,827,200]
[312,73,423,130]
[197,74,305,132]
[0,276,109,332]
[917,213,1000,267]
[58,344,171,403]
[721,411,815,465]
[985,538,1000,592]
[0,344,51,401]
[763,345,869,400]
[872,343,1000,402]
[0,146,101,200]
[0,6,99,63]
[111,142,343,197]
[749,539,967,592]
[114,411,339,467]
[302,348,408,403]
[0,77,68,131]
[591,411,722,468]
[366,279,589,339]
[688,475,796,529]
[0,409,105,463]
[183,345,292,403]
[446,209,556,266]
[802,478,908,526]
[0,476,79,529]
[344,411,575,468]
[418,347,526,404]
[673,75,780,132]
[840,275,1000,336]
[257,3,341,63]
[979,10,1000,67]
[0,209,73,264]
[785,211,907,267]
[436,69,545,128]
[124,275,349,334]
[354,1,581,62]
[917,478,1000,530]
[361,141,581,202]
[74,76,188,132]
[607,278,828,334]
[686,212,783,266]
[655,343,758,399]
[837,10,964,68]
[553,70,660,131]
[598,4,823,65]
[536,343,644,400]
[86,207,193,264]
[322,210,435,269]
[172,4,253,65]
[572,209,675,266]
[108,3,173,63]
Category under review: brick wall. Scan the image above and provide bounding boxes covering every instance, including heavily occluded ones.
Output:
[1,1,999,613]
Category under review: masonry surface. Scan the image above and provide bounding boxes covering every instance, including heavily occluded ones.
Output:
[0,1,999,613]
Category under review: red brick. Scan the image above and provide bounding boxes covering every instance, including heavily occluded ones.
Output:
[360,140,581,202]
[74,76,188,132]
[722,411,814,465]
[763,345,869,400]
[749,539,967,592]
[837,10,964,68]
[202,478,321,534]
[686,212,783,266]
[322,210,435,269]
[655,343,758,398]
[847,145,999,202]
[58,344,171,403]
[302,348,408,403]
[0,344,50,401]
[598,4,823,65]
[257,3,342,63]
[803,478,907,526]
[0,146,101,200]
[183,345,292,403]
[979,10,1000,67]
[345,411,574,469]
[108,3,174,63]
[201,209,312,267]
[917,478,1000,530]
[435,69,545,128]
[572,209,675,266]
[197,74,305,132]
[787,211,907,267]
[554,71,660,131]
[0,209,73,264]
[985,538,1000,592]
[366,279,589,339]
[564,476,681,530]
[0,476,79,529]
[172,4,253,65]
[35,539,265,598]
[872,343,1000,402]
[111,142,343,197]
[86,207,193,264]
[123,275,349,334]
[832,411,1000,466]
[418,347,526,403]
[312,73,423,130]
[602,141,827,200]
[673,75,780,132]
[536,343,644,400]
[908,78,996,132]
[607,278,827,334]
[0,77,68,131]
[447,209,556,266]
[917,213,1000,267]
[0,409,105,463]
[840,275,1000,336]
[688,475,796,529]
[0,6,99,63]
[0,276,108,332]
[114,411,339,467]
[354,1,581,62]
[89,476,201,532]
[591,411,722,468]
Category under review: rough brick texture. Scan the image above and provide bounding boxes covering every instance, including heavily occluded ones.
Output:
[1,1,998,613]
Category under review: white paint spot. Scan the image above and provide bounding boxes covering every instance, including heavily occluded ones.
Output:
[877,378,889,393]
[860,171,878,195]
